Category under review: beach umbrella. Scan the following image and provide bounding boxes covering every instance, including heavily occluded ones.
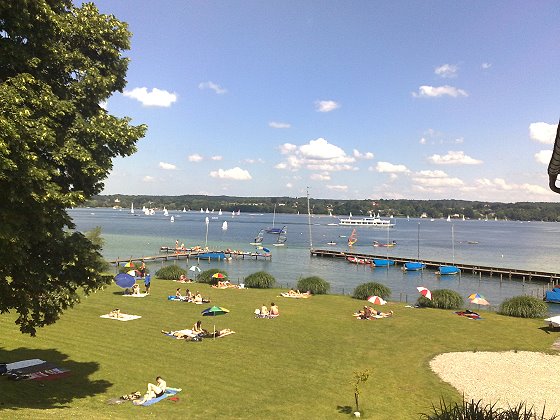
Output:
[417,286,432,300]
[212,273,226,279]
[189,265,202,273]
[470,296,490,305]
[114,272,135,289]
[367,295,387,305]
[124,261,135,268]
[201,305,230,316]
[201,305,230,339]
[127,269,136,277]
[468,293,484,300]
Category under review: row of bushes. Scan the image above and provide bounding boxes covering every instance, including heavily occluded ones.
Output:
[152,265,548,318]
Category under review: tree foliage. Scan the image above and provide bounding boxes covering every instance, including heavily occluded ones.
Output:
[0,1,146,334]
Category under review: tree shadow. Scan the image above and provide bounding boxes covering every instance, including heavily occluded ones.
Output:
[337,405,353,414]
[0,347,111,411]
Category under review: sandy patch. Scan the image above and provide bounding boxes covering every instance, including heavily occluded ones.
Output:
[430,351,560,417]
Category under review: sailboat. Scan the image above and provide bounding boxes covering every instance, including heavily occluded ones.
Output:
[170,215,175,223]
[273,226,287,246]
[347,229,357,247]
[447,215,451,222]
[182,207,187,212]
[250,229,265,245]
[130,202,134,214]
[404,223,426,271]
[438,224,460,275]
[222,221,228,230]
[218,209,222,216]
[266,204,283,234]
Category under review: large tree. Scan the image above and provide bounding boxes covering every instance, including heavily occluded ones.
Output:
[0,0,146,335]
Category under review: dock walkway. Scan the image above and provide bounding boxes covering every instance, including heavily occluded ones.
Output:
[310,248,560,283]
[109,249,271,266]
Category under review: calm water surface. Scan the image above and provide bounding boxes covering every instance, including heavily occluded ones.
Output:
[69,208,560,314]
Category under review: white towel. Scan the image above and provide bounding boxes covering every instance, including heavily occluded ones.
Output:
[6,359,46,371]
[100,314,142,321]
[123,293,148,298]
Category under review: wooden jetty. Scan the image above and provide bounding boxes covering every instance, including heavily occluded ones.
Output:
[109,249,271,266]
[310,248,560,283]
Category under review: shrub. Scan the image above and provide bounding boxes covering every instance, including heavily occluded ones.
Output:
[297,276,330,295]
[420,398,558,420]
[352,282,391,300]
[417,289,463,309]
[154,264,186,280]
[243,271,276,289]
[498,295,548,318]
[197,268,228,285]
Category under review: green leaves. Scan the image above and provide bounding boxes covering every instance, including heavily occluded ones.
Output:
[0,1,145,335]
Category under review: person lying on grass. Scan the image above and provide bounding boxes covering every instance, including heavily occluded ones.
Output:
[355,306,393,319]
[133,376,166,405]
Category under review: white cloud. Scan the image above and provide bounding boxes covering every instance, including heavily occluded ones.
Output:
[188,154,203,162]
[211,155,223,161]
[310,173,331,181]
[476,178,550,195]
[315,100,340,112]
[279,143,298,154]
[412,85,468,98]
[123,87,178,107]
[435,64,458,78]
[300,138,347,160]
[244,158,264,164]
[535,150,552,165]
[529,122,557,144]
[428,151,483,165]
[454,137,464,144]
[353,149,374,159]
[326,184,348,191]
[481,62,492,69]
[159,162,177,170]
[419,137,427,145]
[412,170,464,187]
[209,167,252,180]
[286,183,293,188]
[142,175,155,182]
[375,161,410,173]
[269,121,291,129]
[275,162,288,170]
[198,81,227,94]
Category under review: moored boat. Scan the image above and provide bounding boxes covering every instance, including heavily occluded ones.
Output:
[545,288,560,303]
[403,261,426,271]
[372,259,395,267]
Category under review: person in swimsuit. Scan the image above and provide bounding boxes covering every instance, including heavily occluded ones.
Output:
[134,376,166,405]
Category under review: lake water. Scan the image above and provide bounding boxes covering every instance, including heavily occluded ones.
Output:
[68,208,560,314]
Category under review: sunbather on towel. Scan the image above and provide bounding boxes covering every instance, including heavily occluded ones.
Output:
[134,376,166,405]
[161,329,195,339]
[202,328,234,338]
[109,308,122,319]
[132,284,141,295]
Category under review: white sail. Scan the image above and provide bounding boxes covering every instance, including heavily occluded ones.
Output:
[163,207,169,217]
[183,207,187,212]
[130,203,134,214]
[218,209,222,215]
[170,216,175,223]
[222,221,228,230]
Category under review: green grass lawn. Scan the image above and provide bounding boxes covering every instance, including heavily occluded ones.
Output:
[0,279,557,419]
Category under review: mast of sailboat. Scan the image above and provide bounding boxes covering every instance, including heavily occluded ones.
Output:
[307,187,313,249]
[417,222,420,259]
[272,203,276,228]
[451,224,455,264]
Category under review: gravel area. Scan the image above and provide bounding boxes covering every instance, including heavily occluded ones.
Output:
[430,351,560,417]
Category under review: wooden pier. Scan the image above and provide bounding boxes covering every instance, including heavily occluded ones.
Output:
[108,249,271,266]
[310,248,560,283]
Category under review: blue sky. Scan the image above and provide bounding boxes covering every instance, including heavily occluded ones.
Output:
[91,0,560,202]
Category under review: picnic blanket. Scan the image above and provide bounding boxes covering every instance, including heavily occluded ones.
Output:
[280,292,310,299]
[123,293,149,298]
[164,329,195,339]
[137,387,182,406]
[4,359,45,371]
[454,310,482,320]
[4,361,70,381]
[100,314,142,322]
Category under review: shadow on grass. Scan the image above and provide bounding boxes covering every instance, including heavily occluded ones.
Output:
[337,405,353,414]
[0,347,111,411]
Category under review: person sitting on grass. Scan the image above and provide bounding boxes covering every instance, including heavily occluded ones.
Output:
[184,289,193,302]
[109,308,122,318]
[192,292,203,304]
[260,304,269,317]
[192,320,205,335]
[131,283,141,295]
[269,302,279,317]
[133,376,166,405]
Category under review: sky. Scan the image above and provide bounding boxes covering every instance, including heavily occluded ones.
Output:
[90,0,560,202]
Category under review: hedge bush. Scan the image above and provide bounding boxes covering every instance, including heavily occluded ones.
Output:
[353,282,391,300]
[243,271,276,289]
[421,398,558,420]
[297,276,330,295]
[417,289,463,309]
[498,295,548,318]
[197,268,229,285]
[154,265,186,280]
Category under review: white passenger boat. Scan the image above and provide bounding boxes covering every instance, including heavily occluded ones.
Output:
[338,212,395,228]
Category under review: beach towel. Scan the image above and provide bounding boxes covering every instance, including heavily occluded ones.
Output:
[123,293,149,298]
[4,362,70,381]
[280,293,310,299]
[164,329,196,339]
[137,387,182,406]
[100,314,142,322]
[167,296,184,301]
[5,359,46,371]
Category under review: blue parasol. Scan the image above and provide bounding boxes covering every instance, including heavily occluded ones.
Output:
[262,247,271,253]
[114,272,135,289]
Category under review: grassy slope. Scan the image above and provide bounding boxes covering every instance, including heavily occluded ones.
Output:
[0,280,556,420]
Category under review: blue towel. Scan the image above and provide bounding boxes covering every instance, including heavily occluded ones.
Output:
[139,387,181,406]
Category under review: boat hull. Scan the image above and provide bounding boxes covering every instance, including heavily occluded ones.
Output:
[195,252,226,260]
[404,262,426,271]
[545,288,560,303]
[438,265,460,275]
[372,259,395,267]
